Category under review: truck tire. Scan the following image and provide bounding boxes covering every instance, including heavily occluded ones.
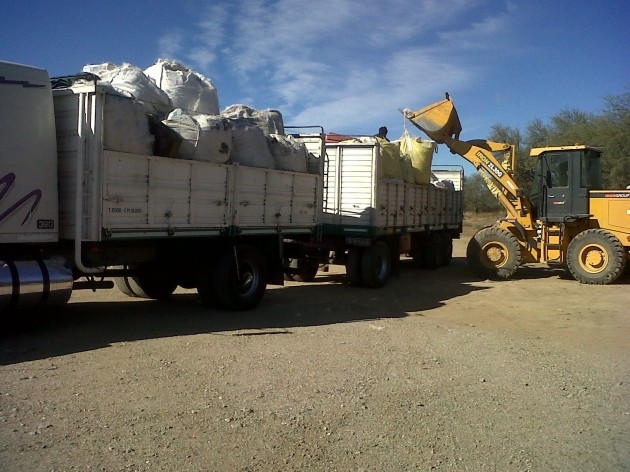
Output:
[361,241,392,288]
[423,233,445,270]
[409,247,425,268]
[115,265,178,300]
[441,232,453,266]
[467,226,521,279]
[212,246,267,311]
[346,248,364,286]
[285,258,319,282]
[567,229,627,285]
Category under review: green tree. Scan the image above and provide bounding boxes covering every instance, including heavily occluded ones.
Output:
[464,173,502,213]
[488,124,535,194]
[598,93,630,188]
[462,92,630,212]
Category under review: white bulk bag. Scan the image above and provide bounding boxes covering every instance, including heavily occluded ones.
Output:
[230,124,275,169]
[267,134,308,172]
[82,62,172,116]
[222,104,284,135]
[162,109,231,163]
[145,59,219,115]
[101,90,154,155]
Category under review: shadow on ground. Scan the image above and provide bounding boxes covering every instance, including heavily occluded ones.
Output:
[1,257,490,364]
[4,255,627,364]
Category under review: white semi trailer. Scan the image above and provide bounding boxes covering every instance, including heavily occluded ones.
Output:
[0,61,323,313]
[284,140,464,287]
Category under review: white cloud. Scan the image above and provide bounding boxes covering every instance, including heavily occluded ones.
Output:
[155,0,517,131]
[157,31,184,59]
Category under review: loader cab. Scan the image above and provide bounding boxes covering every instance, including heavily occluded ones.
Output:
[529,146,602,222]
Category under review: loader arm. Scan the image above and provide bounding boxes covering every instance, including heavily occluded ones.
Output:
[403,96,535,229]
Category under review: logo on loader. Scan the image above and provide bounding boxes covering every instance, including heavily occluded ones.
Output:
[476,151,504,179]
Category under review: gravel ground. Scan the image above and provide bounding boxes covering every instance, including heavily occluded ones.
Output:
[1,213,629,471]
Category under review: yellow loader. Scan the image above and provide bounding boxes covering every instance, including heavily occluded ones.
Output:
[403,95,630,284]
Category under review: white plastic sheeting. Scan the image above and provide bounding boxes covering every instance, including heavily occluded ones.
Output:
[267,134,308,172]
[162,109,232,163]
[230,125,275,168]
[145,59,219,115]
[102,92,154,155]
[82,62,172,116]
[222,104,284,135]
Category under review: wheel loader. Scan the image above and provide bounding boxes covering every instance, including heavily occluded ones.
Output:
[402,94,630,284]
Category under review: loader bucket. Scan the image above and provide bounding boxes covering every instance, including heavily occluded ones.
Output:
[402,96,462,144]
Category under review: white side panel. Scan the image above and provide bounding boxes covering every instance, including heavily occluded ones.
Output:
[103,153,149,227]
[190,163,231,227]
[0,62,58,243]
[102,152,231,234]
[149,158,193,227]
[234,166,319,231]
[323,144,377,227]
[376,181,405,228]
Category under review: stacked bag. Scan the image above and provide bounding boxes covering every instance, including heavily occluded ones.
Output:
[398,129,436,185]
[80,59,312,173]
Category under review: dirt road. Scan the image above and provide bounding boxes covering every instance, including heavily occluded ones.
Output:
[2,214,629,471]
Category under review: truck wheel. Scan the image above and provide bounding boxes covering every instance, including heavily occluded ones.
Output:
[467,226,521,279]
[441,233,453,266]
[423,233,445,269]
[291,258,319,282]
[213,246,267,310]
[115,265,178,300]
[283,258,296,281]
[361,242,392,288]
[346,248,364,286]
[409,247,425,268]
[567,229,627,285]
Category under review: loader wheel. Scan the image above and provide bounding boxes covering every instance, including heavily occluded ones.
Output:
[467,226,521,279]
[211,246,268,311]
[566,229,626,285]
[361,242,392,288]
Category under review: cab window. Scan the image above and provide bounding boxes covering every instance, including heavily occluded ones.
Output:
[581,150,602,189]
[544,153,569,188]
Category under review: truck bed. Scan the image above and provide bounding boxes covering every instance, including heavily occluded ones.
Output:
[53,84,322,241]
[323,142,462,237]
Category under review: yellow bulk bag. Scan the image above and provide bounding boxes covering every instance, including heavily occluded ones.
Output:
[400,155,415,184]
[399,130,435,185]
[377,138,402,180]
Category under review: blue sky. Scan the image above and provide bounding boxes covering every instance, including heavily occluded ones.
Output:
[2,0,628,169]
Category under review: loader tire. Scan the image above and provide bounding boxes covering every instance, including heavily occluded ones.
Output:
[466,226,521,279]
[566,229,626,285]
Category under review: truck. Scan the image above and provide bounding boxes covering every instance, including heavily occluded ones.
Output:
[283,139,463,288]
[0,60,463,315]
[0,61,323,313]
[403,94,630,284]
